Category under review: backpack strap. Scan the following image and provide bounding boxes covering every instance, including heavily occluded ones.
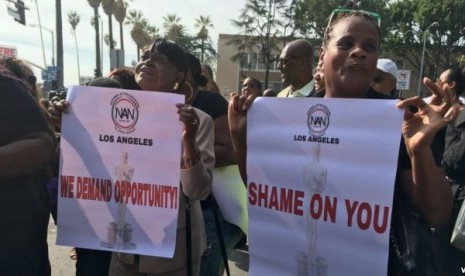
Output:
[185,194,193,276]
[210,196,231,276]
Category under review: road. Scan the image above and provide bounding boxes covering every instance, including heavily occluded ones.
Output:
[47,217,248,275]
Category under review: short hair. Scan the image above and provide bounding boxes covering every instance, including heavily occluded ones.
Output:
[109,68,141,90]
[0,57,38,99]
[323,11,381,48]
[248,77,262,91]
[87,77,123,89]
[446,67,465,96]
[149,38,187,73]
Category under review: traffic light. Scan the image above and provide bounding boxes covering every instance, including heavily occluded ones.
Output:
[7,0,26,25]
[16,0,25,25]
[94,68,102,78]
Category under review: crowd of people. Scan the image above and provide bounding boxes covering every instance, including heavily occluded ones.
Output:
[1,7,465,276]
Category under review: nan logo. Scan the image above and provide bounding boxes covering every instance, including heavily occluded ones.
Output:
[111,92,139,134]
[307,104,331,136]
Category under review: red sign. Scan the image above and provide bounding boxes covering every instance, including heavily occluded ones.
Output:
[0,45,17,58]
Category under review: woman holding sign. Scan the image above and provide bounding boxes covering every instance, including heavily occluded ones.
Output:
[228,9,459,276]
[108,39,215,276]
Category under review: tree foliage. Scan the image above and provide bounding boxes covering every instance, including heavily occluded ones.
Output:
[293,0,390,47]
[230,0,295,88]
[384,0,465,76]
[192,15,216,62]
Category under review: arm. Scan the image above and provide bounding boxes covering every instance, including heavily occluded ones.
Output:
[178,105,214,200]
[396,78,459,226]
[213,114,237,167]
[0,132,55,178]
[228,93,256,184]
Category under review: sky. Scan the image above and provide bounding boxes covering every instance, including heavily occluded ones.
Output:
[1,0,247,86]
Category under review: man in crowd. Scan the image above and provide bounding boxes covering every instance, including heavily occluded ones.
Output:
[371,58,399,97]
[277,39,315,97]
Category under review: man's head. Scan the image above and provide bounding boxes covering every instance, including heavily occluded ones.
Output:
[277,39,313,90]
[371,59,398,96]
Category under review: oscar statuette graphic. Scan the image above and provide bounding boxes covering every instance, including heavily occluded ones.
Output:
[101,151,136,250]
[297,144,328,276]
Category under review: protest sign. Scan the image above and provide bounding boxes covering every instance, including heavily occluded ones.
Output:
[57,86,183,258]
[247,97,403,275]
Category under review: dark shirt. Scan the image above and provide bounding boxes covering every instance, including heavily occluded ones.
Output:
[443,109,465,182]
[191,90,228,209]
[192,90,228,120]
[0,76,52,261]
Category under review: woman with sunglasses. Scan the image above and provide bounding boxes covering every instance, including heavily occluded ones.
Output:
[229,10,459,275]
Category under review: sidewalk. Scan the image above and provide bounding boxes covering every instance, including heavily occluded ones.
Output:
[47,218,249,275]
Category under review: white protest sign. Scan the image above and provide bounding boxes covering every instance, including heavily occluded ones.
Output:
[57,86,183,258]
[247,97,403,276]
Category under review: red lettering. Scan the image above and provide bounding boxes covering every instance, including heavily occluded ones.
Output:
[257,183,268,207]
[309,194,337,222]
[248,182,257,205]
[310,194,323,219]
[268,186,279,210]
[280,188,293,213]
[345,199,358,227]
[323,196,337,223]
[293,190,304,216]
[76,176,83,199]
[357,202,372,230]
[373,205,390,234]
[60,175,74,198]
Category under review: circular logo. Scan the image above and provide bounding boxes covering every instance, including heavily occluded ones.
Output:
[307,104,331,136]
[111,92,139,133]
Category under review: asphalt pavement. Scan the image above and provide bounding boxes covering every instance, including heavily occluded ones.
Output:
[47,217,249,275]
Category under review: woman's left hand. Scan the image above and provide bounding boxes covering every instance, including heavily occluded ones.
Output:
[176,104,199,140]
[397,77,459,155]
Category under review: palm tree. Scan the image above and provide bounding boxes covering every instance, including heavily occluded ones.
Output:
[163,14,182,41]
[113,0,127,50]
[101,0,115,49]
[104,34,117,48]
[68,11,81,83]
[130,21,154,59]
[125,10,145,59]
[194,15,213,62]
[56,0,64,87]
[87,0,102,77]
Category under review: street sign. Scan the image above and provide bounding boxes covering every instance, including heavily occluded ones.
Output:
[42,66,59,81]
[397,70,411,90]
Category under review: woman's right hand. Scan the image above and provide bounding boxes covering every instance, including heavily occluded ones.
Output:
[228,93,256,136]
[47,100,69,132]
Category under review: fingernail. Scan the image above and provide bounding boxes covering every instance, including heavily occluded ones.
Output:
[444,108,456,121]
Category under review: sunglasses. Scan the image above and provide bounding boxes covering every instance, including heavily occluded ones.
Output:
[323,8,382,42]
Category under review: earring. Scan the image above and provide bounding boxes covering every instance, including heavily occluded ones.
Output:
[173,82,179,91]
[184,82,194,103]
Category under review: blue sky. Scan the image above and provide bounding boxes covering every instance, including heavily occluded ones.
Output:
[1,0,246,86]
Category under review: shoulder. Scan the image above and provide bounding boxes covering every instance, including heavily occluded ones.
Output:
[193,91,228,119]
[193,107,213,127]
[277,86,291,97]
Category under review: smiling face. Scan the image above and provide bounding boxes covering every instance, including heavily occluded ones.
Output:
[319,15,380,98]
[135,48,179,92]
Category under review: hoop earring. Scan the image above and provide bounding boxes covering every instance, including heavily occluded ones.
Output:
[184,81,194,103]
[173,82,179,91]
